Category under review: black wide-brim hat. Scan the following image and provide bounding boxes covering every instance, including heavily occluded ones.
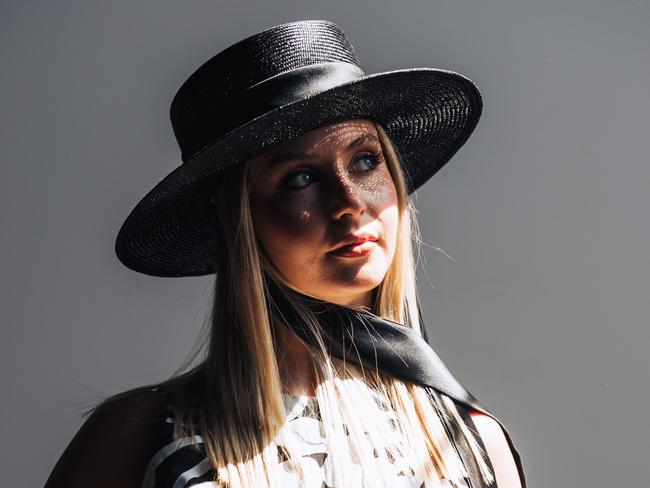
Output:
[115,19,483,277]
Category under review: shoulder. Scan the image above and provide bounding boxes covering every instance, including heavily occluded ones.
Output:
[44,386,171,488]
[469,410,523,488]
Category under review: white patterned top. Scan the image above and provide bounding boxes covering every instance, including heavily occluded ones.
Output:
[141,389,472,488]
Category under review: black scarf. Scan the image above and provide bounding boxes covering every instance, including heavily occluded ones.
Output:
[265,277,527,488]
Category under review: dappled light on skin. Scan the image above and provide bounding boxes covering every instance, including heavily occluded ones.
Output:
[248,118,399,309]
[298,209,311,224]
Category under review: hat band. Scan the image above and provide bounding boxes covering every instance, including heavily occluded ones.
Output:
[246,61,366,109]
[181,61,366,162]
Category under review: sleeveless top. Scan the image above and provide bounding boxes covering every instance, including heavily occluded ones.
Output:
[140,386,496,488]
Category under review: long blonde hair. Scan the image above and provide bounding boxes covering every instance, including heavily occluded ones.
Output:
[90,120,494,487]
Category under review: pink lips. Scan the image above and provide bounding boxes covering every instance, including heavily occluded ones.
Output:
[328,239,377,258]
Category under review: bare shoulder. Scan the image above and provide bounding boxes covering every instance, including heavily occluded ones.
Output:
[44,386,169,488]
[469,410,523,488]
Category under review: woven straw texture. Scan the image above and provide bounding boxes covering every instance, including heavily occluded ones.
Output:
[115,20,482,277]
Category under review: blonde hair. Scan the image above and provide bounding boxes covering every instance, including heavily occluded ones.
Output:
[88,120,494,487]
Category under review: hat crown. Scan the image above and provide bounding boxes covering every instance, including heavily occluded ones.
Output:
[116,19,483,278]
[170,20,363,161]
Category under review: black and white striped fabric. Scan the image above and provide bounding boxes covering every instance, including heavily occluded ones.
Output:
[141,388,474,488]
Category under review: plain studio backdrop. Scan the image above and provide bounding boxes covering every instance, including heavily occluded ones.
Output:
[2,1,649,486]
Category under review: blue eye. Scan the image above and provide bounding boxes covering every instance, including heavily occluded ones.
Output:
[282,170,315,190]
[280,152,382,191]
[354,153,380,172]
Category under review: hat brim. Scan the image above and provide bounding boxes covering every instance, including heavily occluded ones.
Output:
[115,67,482,277]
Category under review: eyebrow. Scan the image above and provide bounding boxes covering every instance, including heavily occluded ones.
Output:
[267,133,380,167]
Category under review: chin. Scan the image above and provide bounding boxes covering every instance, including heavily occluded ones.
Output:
[327,267,388,293]
[287,251,392,302]
[329,251,390,280]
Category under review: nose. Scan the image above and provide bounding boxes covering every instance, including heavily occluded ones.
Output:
[326,173,367,221]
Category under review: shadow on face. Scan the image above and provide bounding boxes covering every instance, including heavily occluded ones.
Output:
[247,118,400,308]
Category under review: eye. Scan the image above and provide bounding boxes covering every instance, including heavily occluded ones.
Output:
[279,152,383,192]
[281,169,316,190]
[352,152,382,172]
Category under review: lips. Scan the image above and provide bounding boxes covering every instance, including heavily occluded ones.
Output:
[329,234,378,252]
[328,240,377,258]
[328,233,379,257]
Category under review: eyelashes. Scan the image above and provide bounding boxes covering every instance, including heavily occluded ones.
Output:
[280,152,384,191]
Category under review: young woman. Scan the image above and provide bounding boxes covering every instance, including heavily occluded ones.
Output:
[45,20,526,488]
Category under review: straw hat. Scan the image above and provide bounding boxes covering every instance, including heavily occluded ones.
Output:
[115,19,482,277]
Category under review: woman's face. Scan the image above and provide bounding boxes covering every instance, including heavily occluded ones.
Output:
[249,119,399,308]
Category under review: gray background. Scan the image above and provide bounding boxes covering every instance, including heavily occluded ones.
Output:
[2,1,649,486]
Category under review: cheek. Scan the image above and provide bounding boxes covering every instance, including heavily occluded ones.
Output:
[250,193,323,264]
[378,194,400,260]
[359,164,398,208]
[361,171,400,248]
[381,203,399,244]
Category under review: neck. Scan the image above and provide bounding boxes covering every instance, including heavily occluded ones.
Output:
[265,276,382,397]
[276,325,317,397]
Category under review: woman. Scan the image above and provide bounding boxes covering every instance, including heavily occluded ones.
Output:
[45,20,526,488]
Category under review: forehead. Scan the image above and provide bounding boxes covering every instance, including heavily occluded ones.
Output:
[280,118,377,148]
[266,119,379,158]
